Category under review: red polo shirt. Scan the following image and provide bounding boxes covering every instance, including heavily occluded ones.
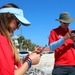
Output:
[48,26,75,66]
[0,34,21,75]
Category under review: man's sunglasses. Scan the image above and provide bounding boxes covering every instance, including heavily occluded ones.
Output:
[63,23,70,25]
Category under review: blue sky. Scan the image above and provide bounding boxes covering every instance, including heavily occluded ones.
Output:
[0,0,75,47]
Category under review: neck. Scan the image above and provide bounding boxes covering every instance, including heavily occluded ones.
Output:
[60,26,68,31]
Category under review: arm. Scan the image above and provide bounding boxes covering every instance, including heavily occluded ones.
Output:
[49,32,71,51]
[14,61,29,75]
[15,53,40,75]
[15,47,42,75]
[49,38,65,51]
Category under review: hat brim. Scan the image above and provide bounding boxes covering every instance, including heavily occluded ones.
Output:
[0,8,31,26]
[15,14,30,26]
[56,18,74,23]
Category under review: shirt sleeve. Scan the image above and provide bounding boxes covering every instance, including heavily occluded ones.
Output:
[49,38,65,51]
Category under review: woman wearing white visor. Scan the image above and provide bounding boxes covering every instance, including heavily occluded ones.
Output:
[0,3,42,75]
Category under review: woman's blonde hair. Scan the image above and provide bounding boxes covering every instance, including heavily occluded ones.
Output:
[0,3,20,62]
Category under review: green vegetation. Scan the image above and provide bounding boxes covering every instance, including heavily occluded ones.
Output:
[15,36,38,51]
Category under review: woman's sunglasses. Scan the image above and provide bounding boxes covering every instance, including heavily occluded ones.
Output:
[16,19,21,27]
[13,15,21,27]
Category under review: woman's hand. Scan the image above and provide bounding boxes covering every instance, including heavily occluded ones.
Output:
[23,46,43,63]
[33,46,43,54]
[29,53,41,65]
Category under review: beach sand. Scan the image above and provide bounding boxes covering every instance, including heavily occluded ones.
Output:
[32,53,54,75]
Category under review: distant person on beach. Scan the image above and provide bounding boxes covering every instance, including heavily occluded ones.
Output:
[0,3,42,75]
[48,12,75,75]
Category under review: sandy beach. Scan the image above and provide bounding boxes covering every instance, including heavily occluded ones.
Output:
[32,53,54,75]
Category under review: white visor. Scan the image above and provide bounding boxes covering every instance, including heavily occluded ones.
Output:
[0,8,31,26]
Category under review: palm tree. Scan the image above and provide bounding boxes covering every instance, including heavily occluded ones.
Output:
[22,39,31,50]
[17,36,25,50]
[16,36,38,51]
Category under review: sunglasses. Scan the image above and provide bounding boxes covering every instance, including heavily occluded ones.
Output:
[16,19,21,27]
[13,15,21,27]
[63,23,70,25]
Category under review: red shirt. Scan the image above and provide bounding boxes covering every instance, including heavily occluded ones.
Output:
[48,26,75,66]
[0,34,21,75]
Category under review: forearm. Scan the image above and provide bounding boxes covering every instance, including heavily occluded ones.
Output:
[15,62,28,75]
[49,38,65,51]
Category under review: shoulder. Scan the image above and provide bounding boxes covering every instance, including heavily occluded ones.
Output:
[0,34,9,44]
[50,27,59,34]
